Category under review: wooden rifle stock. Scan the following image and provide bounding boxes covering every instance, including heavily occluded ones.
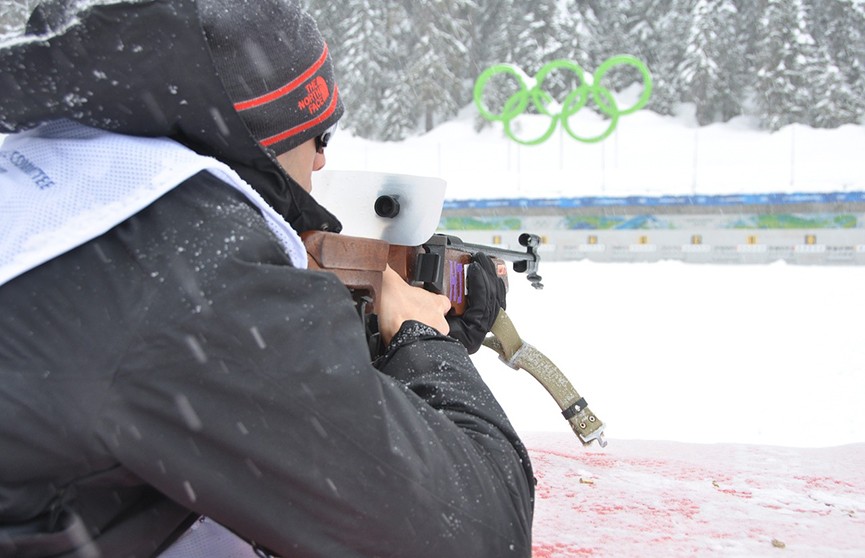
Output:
[301,231,528,315]
[301,230,390,313]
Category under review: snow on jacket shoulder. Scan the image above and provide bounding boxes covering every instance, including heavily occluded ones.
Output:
[0,170,534,557]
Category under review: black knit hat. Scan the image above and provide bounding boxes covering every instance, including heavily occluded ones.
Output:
[199,0,343,156]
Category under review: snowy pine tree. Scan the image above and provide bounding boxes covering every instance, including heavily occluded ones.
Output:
[556,0,599,71]
[626,0,690,116]
[306,0,863,136]
[807,0,865,123]
[465,0,519,70]
[753,0,823,130]
[465,0,521,131]
[510,0,560,75]
[585,0,636,74]
[678,0,744,124]
[404,0,474,133]
[307,0,418,140]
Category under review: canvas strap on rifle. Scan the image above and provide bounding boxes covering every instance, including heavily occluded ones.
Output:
[483,309,607,448]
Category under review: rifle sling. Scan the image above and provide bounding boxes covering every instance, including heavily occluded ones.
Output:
[484,309,607,448]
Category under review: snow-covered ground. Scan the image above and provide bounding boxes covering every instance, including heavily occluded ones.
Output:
[324,100,865,200]
[477,258,865,448]
[524,432,865,557]
[323,108,865,556]
[485,258,865,556]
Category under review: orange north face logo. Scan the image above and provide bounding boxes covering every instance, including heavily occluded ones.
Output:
[298,76,329,114]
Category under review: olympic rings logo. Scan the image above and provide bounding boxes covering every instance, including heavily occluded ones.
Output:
[473,55,652,145]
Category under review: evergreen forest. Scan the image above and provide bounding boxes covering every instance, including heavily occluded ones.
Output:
[304,0,865,139]
[2,0,864,140]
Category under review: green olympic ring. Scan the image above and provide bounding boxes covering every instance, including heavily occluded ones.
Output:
[473,55,653,145]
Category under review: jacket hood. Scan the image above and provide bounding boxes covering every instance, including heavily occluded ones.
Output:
[0,0,341,233]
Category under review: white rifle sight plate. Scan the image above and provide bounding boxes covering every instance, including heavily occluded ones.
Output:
[311,170,446,246]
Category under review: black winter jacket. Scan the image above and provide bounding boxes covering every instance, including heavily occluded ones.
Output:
[0,0,533,556]
[0,172,534,557]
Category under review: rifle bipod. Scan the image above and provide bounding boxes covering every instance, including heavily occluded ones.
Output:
[483,309,607,448]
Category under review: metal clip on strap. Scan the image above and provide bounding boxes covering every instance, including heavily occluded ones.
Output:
[483,309,607,448]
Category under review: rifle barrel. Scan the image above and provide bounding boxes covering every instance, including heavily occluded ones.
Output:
[444,234,543,290]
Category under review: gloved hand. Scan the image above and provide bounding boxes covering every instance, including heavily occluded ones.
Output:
[446,252,506,354]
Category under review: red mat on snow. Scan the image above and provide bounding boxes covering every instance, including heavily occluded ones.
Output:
[524,432,865,557]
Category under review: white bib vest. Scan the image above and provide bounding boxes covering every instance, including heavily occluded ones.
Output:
[0,120,307,287]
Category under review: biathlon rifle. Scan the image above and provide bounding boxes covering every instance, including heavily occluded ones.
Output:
[301,229,607,448]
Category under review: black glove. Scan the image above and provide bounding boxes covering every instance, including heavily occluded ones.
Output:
[446,252,506,354]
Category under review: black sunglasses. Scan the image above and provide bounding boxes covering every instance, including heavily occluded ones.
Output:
[315,122,338,153]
